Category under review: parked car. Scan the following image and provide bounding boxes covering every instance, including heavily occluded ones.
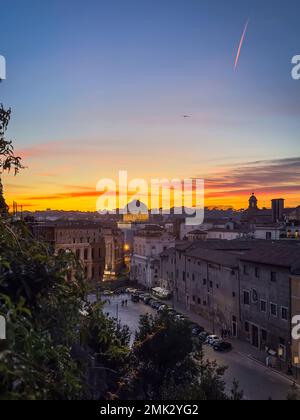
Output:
[103,290,114,296]
[198,332,210,342]
[143,296,152,304]
[158,304,168,312]
[213,341,232,352]
[131,294,139,303]
[126,288,138,294]
[151,300,162,310]
[190,324,204,336]
[167,308,177,316]
[174,314,186,322]
[206,335,220,346]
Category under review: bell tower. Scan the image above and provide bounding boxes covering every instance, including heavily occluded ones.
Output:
[249,193,258,210]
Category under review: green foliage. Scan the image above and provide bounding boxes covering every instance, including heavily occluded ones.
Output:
[0,219,130,400]
[230,379,244,401]
[117,312,230,401]
[0,105,24,216]
[0,219,87,399]
[0,105,23,176]
[81,301,130,369]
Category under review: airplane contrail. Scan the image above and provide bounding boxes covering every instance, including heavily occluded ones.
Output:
[234,20,249,70]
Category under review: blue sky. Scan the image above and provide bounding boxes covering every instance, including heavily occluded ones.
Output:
[0,0,300,210]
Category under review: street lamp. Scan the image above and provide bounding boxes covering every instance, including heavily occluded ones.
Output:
[278,347,284,370]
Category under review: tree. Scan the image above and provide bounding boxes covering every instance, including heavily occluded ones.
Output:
[116,312,231,401]
[0,105,23,215]
[0,218,132,400]
[0,107,129,400]
[230,379,244,401]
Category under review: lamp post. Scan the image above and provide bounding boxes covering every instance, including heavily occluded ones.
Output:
[278,347,284,370]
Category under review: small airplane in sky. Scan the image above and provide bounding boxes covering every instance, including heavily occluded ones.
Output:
[183,115,191,118]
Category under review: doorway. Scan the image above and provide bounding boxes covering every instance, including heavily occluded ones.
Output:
[251,324,259,348]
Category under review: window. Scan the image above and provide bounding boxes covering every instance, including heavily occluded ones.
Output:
[260,300,267,313]
[245,322,250,333]
[270,303,278,317]
[203,279,207,286]
[232,292,236,298]
[252,289,258,303]
[210,281,213,288]
[192,296,195,302]
[281,307,288,321]
[192,273,195,282]
[271,272,277,283]
[243,291,250,305]
[244,265,249,275]
[261,329,267,342]
[255,267,260,278]
[198,298,201,305]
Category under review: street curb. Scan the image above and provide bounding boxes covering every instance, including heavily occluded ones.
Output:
[236,350,300,389]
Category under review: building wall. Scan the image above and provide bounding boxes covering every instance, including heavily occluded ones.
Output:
[254,228,281,240]
[239,261,291,360]
[54,227,105,283]
[207,230,241,240]
[103,228,124,280]
[160,252,175,290]
[291,276,300,368]
[131,233,175,288]
[174,250,240,336]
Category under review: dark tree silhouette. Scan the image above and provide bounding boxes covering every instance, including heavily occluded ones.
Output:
[0,105,23,216]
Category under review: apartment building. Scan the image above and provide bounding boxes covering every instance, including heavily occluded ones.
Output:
[131,226,175,289]
[239,245,300,362]
[159,240,300,362]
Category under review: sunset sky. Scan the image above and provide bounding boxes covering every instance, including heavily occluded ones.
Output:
[1,0,300,211]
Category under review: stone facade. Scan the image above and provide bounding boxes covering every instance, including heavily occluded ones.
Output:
[131,227,175,289]
[291,275,300,371]
[174,245,240,336]
[159,240,300,360]
[102,227,125,280]
[33,224,106,283]
[239,260,291,359]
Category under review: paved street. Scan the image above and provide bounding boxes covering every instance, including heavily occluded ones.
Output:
[102,294,156,344]
[101,293,299,400]
[205,344,297,400]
